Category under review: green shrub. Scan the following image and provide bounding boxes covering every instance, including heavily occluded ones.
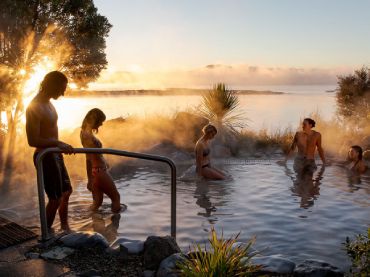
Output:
[345,227,370,276]
[337,67,370,127]
[199,83,244,133]
[178,228,260,276]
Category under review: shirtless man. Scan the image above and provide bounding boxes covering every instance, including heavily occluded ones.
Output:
[281,118,326,174]
[26,71,74,231]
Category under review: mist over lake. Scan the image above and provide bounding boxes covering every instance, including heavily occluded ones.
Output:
[55,85,336,131]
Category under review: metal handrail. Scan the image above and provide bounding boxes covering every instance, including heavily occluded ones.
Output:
[35,147,176,241]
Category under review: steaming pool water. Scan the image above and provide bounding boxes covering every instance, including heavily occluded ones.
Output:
[3,159,368,271]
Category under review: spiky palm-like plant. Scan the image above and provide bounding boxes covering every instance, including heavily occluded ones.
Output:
[200,83,245,133]
[177,228,260,277]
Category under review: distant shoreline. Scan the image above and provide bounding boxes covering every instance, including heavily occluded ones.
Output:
[66,88,285,97]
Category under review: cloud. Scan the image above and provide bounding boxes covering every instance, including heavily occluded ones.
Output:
[88,64,355,90]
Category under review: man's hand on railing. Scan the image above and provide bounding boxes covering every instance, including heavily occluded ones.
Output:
[57,142,74,154]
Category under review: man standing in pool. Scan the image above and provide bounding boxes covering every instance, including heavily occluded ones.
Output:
[280,118,326,175]
[26,71,74,232]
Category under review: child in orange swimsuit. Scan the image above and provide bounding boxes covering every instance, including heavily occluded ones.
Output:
[80,108,121,213]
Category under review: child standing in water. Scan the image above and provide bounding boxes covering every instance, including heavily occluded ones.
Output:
[80,108,121,213]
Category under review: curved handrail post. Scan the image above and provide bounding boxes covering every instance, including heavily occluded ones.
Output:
[35,147,176,241]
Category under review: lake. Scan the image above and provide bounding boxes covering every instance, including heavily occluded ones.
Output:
[53,85,337,132]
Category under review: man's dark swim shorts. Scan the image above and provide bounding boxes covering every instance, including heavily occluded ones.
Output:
[33,152,72,200]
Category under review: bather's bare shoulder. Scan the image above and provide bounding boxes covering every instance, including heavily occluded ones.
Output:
[26,98,42,118]
[313,130,321,137]
[295,131,304,137]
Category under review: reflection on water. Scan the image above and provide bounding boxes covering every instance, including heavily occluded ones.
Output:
[193,180,231,225]
[1,161,369,271]
[283,163,325,209]
[91,213,121,243]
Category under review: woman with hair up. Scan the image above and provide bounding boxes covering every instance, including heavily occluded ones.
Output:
[348,145,368,174]
[195,124,226,180]
[80,108,121,213]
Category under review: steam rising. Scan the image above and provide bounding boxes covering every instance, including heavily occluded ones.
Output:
[89,64,353,90]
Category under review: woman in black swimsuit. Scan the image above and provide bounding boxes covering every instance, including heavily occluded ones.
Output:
[80,108,121,213]
[195,124,226,180]
[348,145,368,174]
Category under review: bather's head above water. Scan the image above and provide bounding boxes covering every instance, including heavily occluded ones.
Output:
[202,124,217,140]
[81,108,106,133]
[348,145,363,161]
[302,118,316,132]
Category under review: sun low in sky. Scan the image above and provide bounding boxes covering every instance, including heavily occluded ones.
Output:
[91,0,370,89]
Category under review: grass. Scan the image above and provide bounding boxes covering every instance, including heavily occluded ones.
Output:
[345,228,370,276]
[177,228,260,277]
[239,127,294,154]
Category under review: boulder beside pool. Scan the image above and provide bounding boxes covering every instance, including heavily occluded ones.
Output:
[143,236,181,270]
[110,237,144,255]
[156,253,187,277]
[60,231,109,249]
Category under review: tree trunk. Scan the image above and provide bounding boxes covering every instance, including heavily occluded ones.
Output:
[1,98,22,190]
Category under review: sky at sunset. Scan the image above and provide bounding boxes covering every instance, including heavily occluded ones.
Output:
[91,0,370,89]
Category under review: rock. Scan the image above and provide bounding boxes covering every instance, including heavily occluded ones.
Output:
[246,254,295,275]
[120,240,144,254]
[211,144,232,157]
[143,236,181,270]
[273,148,285,155]
[40,246,75,260]
[142,270,155,277]
[110,238,145,254]
[212,129,239,155]
[77,269,101,277]
[25,252,40,259]
[119,244,129,260]
[294,259,343,277]
[146,141,193,162]
[156,253,186,277]
[104,246,120,256]
[60,231,109,249]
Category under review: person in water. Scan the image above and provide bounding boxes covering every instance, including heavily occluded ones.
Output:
[347,145,368,174]
[26,71,74,231]
[80,108,121,213]
[281,118,326,174]
[195,124,226,180]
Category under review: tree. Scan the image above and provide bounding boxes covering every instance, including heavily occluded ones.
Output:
[0,0,111,176]
[337,67,370,127]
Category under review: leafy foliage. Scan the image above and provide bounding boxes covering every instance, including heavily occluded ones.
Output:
[177,228,260,276]
[199,83,244,132]
[0,0,111,88]
[345,228,370,276]
[337,67,370,127]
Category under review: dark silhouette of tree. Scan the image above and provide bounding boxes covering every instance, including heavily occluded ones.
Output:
[337,67,370,127]
[0,0,111,88]
[0,0,111,182]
